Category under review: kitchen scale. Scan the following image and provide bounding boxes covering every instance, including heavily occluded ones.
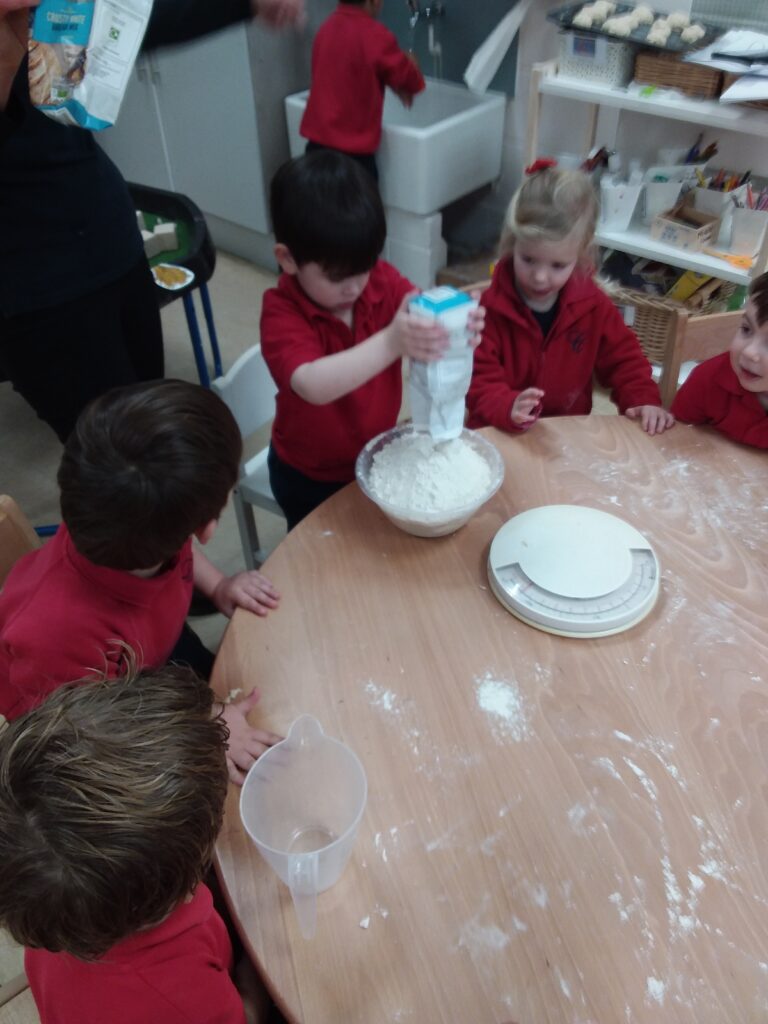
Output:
[487,505,659,638]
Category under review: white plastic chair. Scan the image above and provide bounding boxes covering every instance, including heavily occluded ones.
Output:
[211,345,284,569]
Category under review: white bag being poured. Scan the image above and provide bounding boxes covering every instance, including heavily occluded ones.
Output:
[28,0,151,130]
[409,286,478,442]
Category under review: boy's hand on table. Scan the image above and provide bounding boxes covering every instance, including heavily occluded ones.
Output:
[511,387,544,427]
[625,405,675,435]
[389,292,449,362]
[212,570,280,618]
[218,690,282,785]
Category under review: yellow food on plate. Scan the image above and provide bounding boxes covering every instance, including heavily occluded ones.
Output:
[153,264,189,287]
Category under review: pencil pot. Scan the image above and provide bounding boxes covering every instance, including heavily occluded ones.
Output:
[730,209,768,258]
[599,181,643,232]
[643,182,683,226]
[694,184,748,246]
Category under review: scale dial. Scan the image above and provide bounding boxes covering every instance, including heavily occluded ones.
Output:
[487,505,660,638]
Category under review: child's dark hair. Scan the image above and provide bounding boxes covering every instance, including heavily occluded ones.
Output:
[749,271,768,326]
[0,663,229,961]
[270,150,386,278]
[58,379,242,570]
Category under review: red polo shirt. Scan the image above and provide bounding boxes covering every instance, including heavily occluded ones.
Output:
[0,526,194,720]
[260,259,414,481]
[671,351,768,449]
[300,4,425,154]
[26,884,245,1024]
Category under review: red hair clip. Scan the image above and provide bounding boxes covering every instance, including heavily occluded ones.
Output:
[525,158,557,175]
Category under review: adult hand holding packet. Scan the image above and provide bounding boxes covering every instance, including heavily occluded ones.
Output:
[409,287,478,442]
[28,0,151,129]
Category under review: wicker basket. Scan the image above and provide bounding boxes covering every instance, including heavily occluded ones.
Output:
[722,72,768,111]
[634,50,722,99]
[599,281,687,364]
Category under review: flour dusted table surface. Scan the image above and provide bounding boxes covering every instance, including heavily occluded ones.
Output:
[213,416,768,1024]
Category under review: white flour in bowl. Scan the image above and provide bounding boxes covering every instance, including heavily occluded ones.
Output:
[368,433,492,514]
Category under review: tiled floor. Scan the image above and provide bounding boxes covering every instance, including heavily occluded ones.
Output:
[0,251,617,991]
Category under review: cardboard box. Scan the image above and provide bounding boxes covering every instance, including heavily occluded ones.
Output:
[651,199,720,253]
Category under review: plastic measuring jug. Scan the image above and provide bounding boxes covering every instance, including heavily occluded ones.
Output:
[239,715,367,939]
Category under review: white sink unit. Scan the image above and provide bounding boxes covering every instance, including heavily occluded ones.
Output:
[284,78,506,287]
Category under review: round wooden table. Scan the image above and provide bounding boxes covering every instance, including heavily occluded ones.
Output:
[214,416,768,1024]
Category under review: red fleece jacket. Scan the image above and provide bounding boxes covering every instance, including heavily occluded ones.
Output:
[467,258,661,432]
[671,351,768,449]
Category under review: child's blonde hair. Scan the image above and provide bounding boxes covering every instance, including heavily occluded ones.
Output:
[500,166,598,266]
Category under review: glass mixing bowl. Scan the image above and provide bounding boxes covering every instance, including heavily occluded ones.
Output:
[355,424,505,538]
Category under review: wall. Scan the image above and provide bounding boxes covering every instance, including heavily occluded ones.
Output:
[379,1,519,94]
[208,16,315,267]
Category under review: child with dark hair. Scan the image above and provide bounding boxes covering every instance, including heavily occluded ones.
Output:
[300,0,424,180]
[671,271,768,449]
[467,163,673,435]
[0,379,281,782]
[0,664,267,1024]
[262,150,483,528]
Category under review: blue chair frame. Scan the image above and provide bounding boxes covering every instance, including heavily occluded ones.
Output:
[128,183,223,388]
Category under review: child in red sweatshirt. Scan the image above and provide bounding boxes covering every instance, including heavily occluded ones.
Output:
[467,162,674,436]
[0,666,269,1024]
[300,0,425,181]
[671,271,768,449]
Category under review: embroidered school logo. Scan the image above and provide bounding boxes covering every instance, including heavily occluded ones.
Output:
[568,331,585,353]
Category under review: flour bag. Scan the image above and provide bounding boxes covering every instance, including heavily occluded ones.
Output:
[28,0,151,129]
[409,287,478,442]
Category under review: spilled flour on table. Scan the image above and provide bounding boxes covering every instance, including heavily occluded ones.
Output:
[474,672,531,743]
[646,977,666,1005]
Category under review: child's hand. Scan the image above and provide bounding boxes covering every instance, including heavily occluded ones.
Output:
[466,300,486,350]
[394,87,415,109]
[212,570,281,618]
[625,405,675,436]
[218,690,282,785]
[388,292,449,362]
[511,387,544,427]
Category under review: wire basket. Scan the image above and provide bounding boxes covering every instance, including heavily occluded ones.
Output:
[634,50,722,99]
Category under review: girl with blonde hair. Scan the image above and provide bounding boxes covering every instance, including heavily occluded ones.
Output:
[467,161,673,434]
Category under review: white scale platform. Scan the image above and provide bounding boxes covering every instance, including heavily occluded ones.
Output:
[487,505,660,638]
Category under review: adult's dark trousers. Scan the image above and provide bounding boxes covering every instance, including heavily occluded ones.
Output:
[0,256,164,443]
[268,444,347,531]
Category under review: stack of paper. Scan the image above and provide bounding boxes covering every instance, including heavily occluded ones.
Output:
[685,29,768,103]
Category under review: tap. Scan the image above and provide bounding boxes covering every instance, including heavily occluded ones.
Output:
[406,1,444,28]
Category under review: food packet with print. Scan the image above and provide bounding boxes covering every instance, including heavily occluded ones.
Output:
[28,0,151,129]
[408,287,478,442]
